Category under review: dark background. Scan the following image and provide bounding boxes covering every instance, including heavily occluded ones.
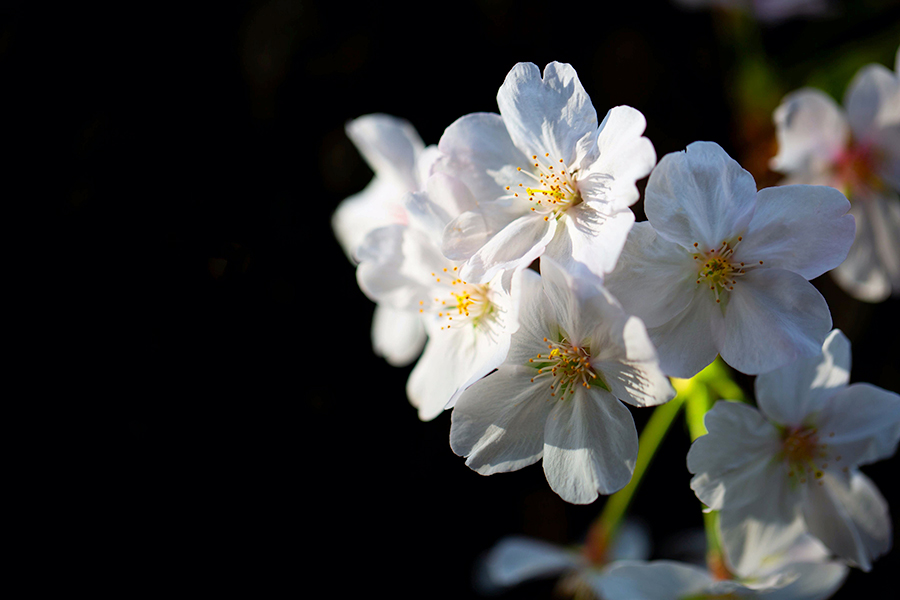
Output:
[18,0,900,596]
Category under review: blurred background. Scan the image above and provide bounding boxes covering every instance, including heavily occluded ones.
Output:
[20,0,900,596]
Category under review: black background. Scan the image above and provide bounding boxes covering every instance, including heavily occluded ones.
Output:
[20,0,900,597]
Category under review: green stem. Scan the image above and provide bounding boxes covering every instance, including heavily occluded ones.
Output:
[590,393,686,551]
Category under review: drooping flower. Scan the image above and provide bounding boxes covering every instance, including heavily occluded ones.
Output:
[591,535,848,600]
[356,172,527,420]
[770,51,900,301]
[477,521,650,598]
[437,61,656,284]
[687,329,900,572]
[449,258,674,504]
[332,114,439,365]
[603,141,854,378]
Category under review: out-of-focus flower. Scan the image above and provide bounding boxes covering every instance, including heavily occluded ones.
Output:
[357,173,528,419]
[591,535,848,600]
[688,329,900,572]
[672,0,835,24]
[449,258,674,504]
[477,521,651,598]
[437,61,655,283]
[604,141,854,378]
[771,52,900,301]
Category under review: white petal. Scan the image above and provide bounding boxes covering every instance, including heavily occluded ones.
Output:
[770,88,848,175]
[645,141,758,250]
[458,213,557,284]
[406,322,511,421]
[496,62,598,163]
[441,200,527,262]
[721,268,832,375]
[505,268,550,367]
[801,470,892,571]
[482,536,582,588]
[436,112,526,201]
[830,194,900,302]
[370,304,425,367]
[687,401,783,511]
[404,173,478,237]
[542,389,638,503]
[578,105,656,211]
[844,63,900,140]
[450,365,554,474]
[760,560,848,600]
[735,185,853,280]
[815,382,900,467]
[646,286,723,379]
[592,561,712,600]
[332,176,406,260]
[545,203,635,279]
[754,329,851,427]
[346,113,424,191]
[603,222,699,329]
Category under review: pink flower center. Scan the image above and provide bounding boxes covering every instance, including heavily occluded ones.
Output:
[834,142,883,196]
[780,425,843,485]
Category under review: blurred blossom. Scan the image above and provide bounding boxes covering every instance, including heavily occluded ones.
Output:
[672,0,835,23]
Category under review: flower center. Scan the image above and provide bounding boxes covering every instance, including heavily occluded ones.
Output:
[528,336,598,398]
[506,152,582,221]
[780,425,842,486]
[419,267,495,331]
[692,238,762,304]
[834,142,884,196]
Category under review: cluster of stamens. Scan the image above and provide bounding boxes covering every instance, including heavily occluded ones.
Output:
[419,267,493,331]
[528,336,597,398]
[781,425,844,486]
[692,238,762,303]
[505,152,581,221]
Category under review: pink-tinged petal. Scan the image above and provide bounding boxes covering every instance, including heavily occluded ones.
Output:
[801,470,892,571]
[407,322,511,421]
[755,329,851,427]
[721,268,831,375]
[371,304,425,367]
[604,222,698,328]
[543,388,638,503]
[578,106,656,212]
[645,141,758,250]
[496,62,598,163]
[688,401,782,510]
[436,112,527,201]
[593,561,712,600]
[646,286,723,379]
[830,194,900,302]
[770,88,848,175]
[450,365,554,474]
[844,63,900,141]
[332,176,407,261]
[734,185,853,280]
[458,213,557,284]
[545,203,635,279]
[816,382,900,467]
[483,536,583,588]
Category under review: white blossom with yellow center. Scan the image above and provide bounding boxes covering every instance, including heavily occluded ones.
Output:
[450,258,674,505]
[688,330,900,574]
[604,142,855,378]
[436,61,656,285]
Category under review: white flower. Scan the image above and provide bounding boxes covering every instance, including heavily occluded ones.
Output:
[332,113,438,260]
[478,521,650,597]
[332,114,439,366]
[356,173,526,420]
[449,258,674,504]
[687,330,900,572]
[604,141,854,378]
[591,535,848,600]
[437,61,656,283]
[770,52,900,302]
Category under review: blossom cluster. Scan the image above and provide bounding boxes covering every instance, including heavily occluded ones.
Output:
[334,55,899,599]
